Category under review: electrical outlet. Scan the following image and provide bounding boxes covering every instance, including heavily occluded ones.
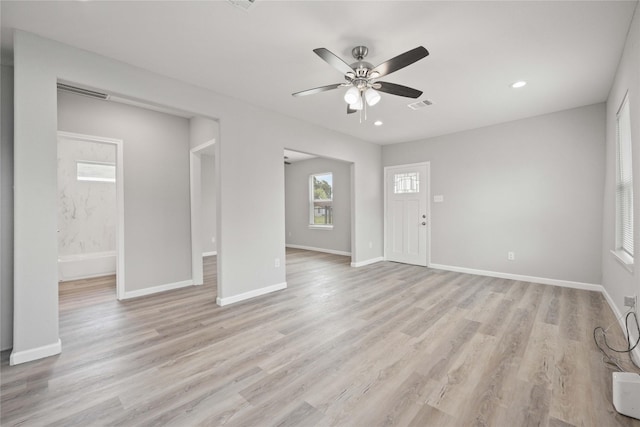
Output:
[507,251,515,261]
[274,258,280,268]
[624,295,637,308]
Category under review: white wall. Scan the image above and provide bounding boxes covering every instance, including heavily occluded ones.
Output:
[57,91,192,292]
[10,31,382,363]
[201,153,216,254]
[1,64,14,351]
[57,136,116,257]
[285,157,351,254]
[601,4,640,362]
[383,103,605,285]
[189,116,218,150]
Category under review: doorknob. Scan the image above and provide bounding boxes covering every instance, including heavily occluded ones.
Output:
[422,214,426,218]
[422,222,426,226]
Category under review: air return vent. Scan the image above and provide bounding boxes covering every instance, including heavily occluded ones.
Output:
[407,99,433,110]
[57,83,109,100]
[227,0,256,11]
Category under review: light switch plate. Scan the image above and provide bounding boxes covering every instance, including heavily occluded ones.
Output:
[433,195,444,203]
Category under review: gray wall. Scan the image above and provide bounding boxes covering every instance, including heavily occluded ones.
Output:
[201,153,216,254]
[285,157,352,254]
[1,64,14,351]
[58,91,192,291]
[10,31,382,361]
[601,6,640,326]
[383,103,605,285]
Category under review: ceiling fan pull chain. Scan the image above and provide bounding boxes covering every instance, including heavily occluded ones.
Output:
[364,94,368,122]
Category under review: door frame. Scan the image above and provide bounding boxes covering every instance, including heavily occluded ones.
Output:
[383,161,431,267]
[189,138,216,286]
[57,131,126,299]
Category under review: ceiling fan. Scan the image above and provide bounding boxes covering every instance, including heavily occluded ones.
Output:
[292,45,429,116]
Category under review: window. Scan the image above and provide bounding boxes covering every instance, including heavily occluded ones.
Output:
[394,172,419,194]
[310,172,333,227]
[77,161,116,183]
[615,93,633,264]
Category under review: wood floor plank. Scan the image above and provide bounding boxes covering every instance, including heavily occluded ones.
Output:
[273,401,325,427]
[550,340,596,426]
[408,403,455,427]
[425,332,498,417]
[1,251,639,426]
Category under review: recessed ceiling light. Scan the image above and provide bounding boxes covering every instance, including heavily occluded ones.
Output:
[374,120,383,126]
[511,81,527,88]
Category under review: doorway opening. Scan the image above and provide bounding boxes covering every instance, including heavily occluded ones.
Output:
[56,131,125,300]
[283,149,354,265]
[190,139,217,288]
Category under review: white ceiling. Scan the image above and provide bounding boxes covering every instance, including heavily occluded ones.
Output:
[1,1,637,145]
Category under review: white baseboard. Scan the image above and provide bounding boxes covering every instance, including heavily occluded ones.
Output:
[203,251,217,257]
[121,279,193,300]
[429,263,603,292]
[216,282,287,306]
[58,251,116,281]
[286,244,351,257]
[600,287,640,367]
[10,339,62,365]
[351,257,385,268]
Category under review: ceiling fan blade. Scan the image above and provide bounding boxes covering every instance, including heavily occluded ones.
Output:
[313,48,355,76]
[347,104,357,114]
[370,46,429,78]
[376,81,423,99]
[292,83,342,97]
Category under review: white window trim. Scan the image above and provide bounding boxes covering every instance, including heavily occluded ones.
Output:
[613,91,634,270]
[76,160,116,183]
[611,249,634,273]
[308,224,333,230]
[309,172,334,228]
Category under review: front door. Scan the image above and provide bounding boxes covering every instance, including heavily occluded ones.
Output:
[385,163,429,266]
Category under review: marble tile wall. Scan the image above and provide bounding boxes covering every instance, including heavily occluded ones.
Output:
[57,137,116,257]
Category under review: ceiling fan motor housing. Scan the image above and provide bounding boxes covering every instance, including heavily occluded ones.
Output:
[351,46,368,60]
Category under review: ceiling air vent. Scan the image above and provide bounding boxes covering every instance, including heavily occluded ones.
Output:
[407,99,433,110]
[57,83,109,100]
[227,0,256,11]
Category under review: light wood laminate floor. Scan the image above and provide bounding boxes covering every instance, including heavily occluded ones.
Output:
[2,249,639,426]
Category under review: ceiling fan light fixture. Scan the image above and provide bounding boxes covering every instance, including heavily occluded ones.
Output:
[365,88,381,106]
[344,87,360,104]
[350,96,363,110]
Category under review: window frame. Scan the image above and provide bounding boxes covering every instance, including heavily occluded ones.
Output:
[393,171,420,194]
[613,91,634,271]
[76,160,116,183]
[309,172,333,229]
